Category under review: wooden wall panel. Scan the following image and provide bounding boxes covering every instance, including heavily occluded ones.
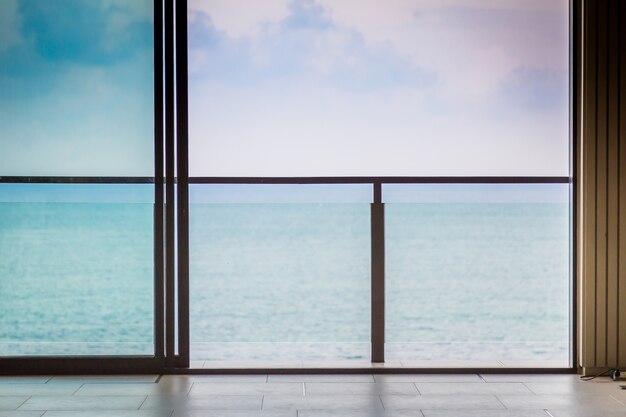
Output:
[579,0,626,371]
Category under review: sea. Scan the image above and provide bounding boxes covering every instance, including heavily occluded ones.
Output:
[0,183,571,364]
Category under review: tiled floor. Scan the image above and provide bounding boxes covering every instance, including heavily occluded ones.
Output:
[0,373,624,417]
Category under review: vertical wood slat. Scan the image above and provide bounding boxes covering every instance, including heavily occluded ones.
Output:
[618,0,626,367]
[580,0,626,370]
[582,0,597,368]
[594,0,608,368]
[605,0,620,367]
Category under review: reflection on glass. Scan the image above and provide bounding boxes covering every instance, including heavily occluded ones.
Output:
[188,0,569,176]
[189,185,371,361]
[0,184,154,355]
[384,184,570,366]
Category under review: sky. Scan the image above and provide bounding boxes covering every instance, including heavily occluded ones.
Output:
[0,0,569,177]
[0,0,154,176]
[188,0,570,177]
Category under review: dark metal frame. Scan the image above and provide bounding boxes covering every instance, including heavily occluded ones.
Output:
[0,0,580,375]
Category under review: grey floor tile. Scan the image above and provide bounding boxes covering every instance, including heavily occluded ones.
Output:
[422,411,548,417]
[262,395,385,410]
[141,395,263,410]
[168,375,267,383]
[0,377,50,384]
[298,411,424,417]
[381,395,505,410]
[610,389,626,405]
[374,375,482,383]
[42,412,173,417]
[0,384,82,396]
[172,412,296,417]
[50,375,159,384]
[305,383,418,396]
[480,375,582,383]
[416,383,533,395]
[0,413,45,417]
[18,396,147,411]
[74,382,192,396]
[190,382,303,396]
[546,410,626,417]
[298,412,423,417]
[267,375,375,383]
[525,381,622,395]
[497,395,626,411]
[0,398,30,411]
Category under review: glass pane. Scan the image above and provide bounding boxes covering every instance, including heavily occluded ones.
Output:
[0,184,154,355]
[384,184,570,367]
[188,0,569,176]
[190,184,371,363]
[0,0,154,176]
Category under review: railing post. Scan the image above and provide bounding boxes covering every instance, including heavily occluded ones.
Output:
[371,182,385,363]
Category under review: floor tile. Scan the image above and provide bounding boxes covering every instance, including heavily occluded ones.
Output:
[50,375,159,383]
[525,381,622,395]
[0,384,82,396]
[0,412,45,417]
[497,395,626,411]
[172,412,296,417]
[267,375,375,383]
[305,383,418,396]
[0,377,50,384]
[42,412,173,417]
[262,395,385,410]
[298,412,422,417]
[18,396,147,411]
[169,375,267,383]
[546,410,626,417]
[422,411,548,417]
[74,382,192,396]
[0,399,30,412]
[415,382,532,395]
[141,395,263,410]
[380,395,505,410]
[190,382,303,396]
[480,374,581,383]
[374,375,482,383]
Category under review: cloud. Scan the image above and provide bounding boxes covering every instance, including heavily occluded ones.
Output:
[498,66,568,111]
[17,0,152,65]
[188,0,436,91]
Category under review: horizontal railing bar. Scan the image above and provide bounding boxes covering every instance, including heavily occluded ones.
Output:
[0,176,572,184]
[189,176,572,184]
[0,177,155,184]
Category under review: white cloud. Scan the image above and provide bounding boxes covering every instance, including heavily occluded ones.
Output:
[189,0,290,38]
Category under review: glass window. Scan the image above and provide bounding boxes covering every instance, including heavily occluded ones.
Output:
[0,0,155,356]
[0,0,154,177]
[188,0,569,176]
[189,184,371,363]
[0,184,154,355]
[384,184,571,366]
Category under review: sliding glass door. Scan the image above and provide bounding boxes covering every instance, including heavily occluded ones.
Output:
[0,0,572,370]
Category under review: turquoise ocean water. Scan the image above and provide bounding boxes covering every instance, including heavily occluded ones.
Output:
[0,184,570,363]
